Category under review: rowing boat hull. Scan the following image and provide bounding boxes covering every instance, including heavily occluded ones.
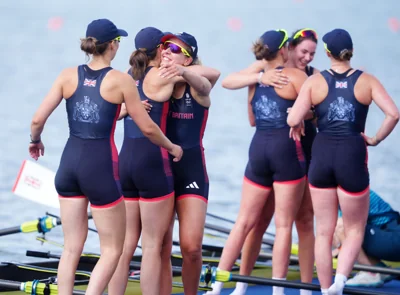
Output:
[0,253,303,295]
[2,250,398,295]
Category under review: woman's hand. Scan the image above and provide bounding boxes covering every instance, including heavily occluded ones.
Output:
[361,132,380,146]
[141,100,152,113]
[168,144,183,162]
[260,68,290,88]
[159,61,186,79]
[29,141,45,160]
[289,121,305,141]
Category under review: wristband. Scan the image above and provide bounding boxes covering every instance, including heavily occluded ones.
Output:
[30,135,41,144]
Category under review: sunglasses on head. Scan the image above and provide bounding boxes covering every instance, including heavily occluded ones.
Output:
[277,29,289,49]
[293,28,318,40]
[162,41,191,57]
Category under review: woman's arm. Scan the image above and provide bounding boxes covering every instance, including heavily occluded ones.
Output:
[222,62,289,90]
[120,73,183,161]
[248,85,256,127]
[287,74,313,127]
[31,70,66,140]
[158,61,213,96]
[29,69,68,160]
[118,103,128,120]
[363,74,399,145]
[185,65,221,87]
[181,69,212,96]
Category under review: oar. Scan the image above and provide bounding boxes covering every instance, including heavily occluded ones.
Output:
[25,250,212,291]
[43,212,221,254]
[203,221,305,256]
[206,212,276,238]
[203,221,275,247]
[199,266,395,295]
[2,261,91,282]
[0,216,59,237]
[0,279,88,295]
[259,252,400,277]
[0,211,96,237]
[12,160,61,209]
[44,212,95,234]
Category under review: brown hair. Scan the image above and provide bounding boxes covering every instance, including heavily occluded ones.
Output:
[80,37,109,60]
[289,29,318,48]
[332,49,353,61]
[191,56,201,65]
[252,39,278,61]
[129,48,158,80]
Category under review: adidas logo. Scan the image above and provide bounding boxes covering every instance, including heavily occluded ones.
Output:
[186,181,199,189]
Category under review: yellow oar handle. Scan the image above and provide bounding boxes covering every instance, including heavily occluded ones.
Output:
[215,269,232,282]
[290,243,338,269]
[22,280,86,295]
[20,217,57,234]
[22,280,58,295]
[200,265,233,284]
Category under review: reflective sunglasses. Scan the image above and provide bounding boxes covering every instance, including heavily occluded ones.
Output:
[162,41,191,57]
[113,36,121,43]
[293,28,318,40]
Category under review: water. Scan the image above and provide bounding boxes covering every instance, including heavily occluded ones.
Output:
[1,0,400,262]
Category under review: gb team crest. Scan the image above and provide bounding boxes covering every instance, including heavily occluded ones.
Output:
[73,96,100,124]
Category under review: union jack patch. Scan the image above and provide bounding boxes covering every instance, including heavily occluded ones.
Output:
[83,78,97,87]
[335,81,347,88]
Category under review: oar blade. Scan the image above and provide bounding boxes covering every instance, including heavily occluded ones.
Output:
[12,160,59,208]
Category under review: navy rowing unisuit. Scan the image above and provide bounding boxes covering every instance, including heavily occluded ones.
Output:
[55,65,122,208]
[119,67,174,201]
[245,67,306,189]
[308,69,370,193]
[167,83,209,202]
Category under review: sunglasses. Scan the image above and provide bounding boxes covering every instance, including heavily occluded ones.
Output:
[277,29,289,49]
[293,28,318,40]
[324,42,331,53]
[162,41,191,57]
[113,36,121,43]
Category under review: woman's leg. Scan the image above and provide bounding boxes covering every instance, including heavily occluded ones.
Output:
[57,197,89,295]
[108,200,141,295]
[139,196,175,295]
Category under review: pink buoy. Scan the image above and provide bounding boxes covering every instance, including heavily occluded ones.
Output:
[388,17,400,33]
[48,17,64,31]
[227,17,243,32]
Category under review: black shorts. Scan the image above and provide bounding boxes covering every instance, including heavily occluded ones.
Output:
[171,146,209,202]
[308,133,369,193]
[244,128,306,188]
[119,137,174,201]
[55,136,123,208]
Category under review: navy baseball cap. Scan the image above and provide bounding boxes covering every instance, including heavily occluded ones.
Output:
[135,27,165,52]
[260,29,289,53]
[161,32,198,59]
[86,19,128,44]
[322,29,353,57]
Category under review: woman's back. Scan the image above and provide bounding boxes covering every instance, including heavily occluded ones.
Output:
[311,69,370,136]
[66,65,120,139]
[251,67,307,130]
